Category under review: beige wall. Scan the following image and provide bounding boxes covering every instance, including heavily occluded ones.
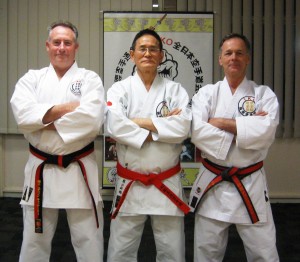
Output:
[1,0,299,200]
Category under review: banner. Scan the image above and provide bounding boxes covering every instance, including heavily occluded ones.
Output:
[103,12,213,188]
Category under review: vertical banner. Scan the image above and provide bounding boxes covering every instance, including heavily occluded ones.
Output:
[103,12,213,188]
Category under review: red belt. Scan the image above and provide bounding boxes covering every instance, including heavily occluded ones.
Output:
[29,142,99,233]
[200,159,263,224]
[111,162,190,219]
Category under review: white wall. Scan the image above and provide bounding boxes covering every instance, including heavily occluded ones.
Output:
[1,0,299,200]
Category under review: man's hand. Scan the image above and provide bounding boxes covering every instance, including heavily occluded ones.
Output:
[132,107,183,142]
[131,118,157,133]
[208,118,237,135]
[167,108,182,116]
[131,108,182,133]
[42,101,80,124]
[208,111,268,135]
[255,111,268,116]
[43,123,56,130]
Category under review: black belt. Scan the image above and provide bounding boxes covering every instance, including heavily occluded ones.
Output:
[29,142,99,233]
[192,159,263,224]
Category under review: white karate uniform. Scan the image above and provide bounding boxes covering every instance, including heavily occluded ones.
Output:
[106,72,192,262]
[10,62,105,262]
[190,77,279,261]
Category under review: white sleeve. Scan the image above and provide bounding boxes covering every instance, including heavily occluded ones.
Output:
[152,84,191,144]
[191,85,234,160]
[55,71,106,143]
[106,82,149,149]
[236,86,279,150]
[10,70,54,133]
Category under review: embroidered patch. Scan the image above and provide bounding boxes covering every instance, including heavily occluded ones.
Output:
[70,79,83,95]
[238,96,256,116]
[156,101,170,117]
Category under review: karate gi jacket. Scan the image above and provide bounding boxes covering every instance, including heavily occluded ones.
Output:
[10,62,106,209]
[106,73,192,216]
[190,77,279,223]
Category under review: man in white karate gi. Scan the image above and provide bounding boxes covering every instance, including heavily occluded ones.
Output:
[10,21,105,262]
[189,33,280,261]
[106,29,192,262]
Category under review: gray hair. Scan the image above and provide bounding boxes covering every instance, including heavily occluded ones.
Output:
[47,21,78,42]
[219,33,251,54]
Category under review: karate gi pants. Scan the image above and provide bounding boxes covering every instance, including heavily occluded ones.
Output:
[19,204,104,262]
[194,203,279,262]
[107,214,185,262]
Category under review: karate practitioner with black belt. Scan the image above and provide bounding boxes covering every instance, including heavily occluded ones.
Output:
[10,21,105,262]
[189,33,280,262]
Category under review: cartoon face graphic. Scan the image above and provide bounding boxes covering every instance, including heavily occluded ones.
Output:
[157,49,178,80]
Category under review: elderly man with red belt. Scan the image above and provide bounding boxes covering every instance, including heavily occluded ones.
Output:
[106,29,192,262]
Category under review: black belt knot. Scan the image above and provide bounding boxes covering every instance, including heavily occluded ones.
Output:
[198,158,263,224]
[220,168,233,181]
[29,142,95,168]
[44,155,70,167]
[29,142,99,233]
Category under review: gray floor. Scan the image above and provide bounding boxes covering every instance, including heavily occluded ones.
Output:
[0,197,299,261]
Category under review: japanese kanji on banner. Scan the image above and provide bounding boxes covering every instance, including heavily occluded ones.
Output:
[103,11,213,188]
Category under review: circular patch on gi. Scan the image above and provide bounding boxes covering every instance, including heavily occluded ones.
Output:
[156,101,170,117]
[70,79,83,95]
[238,96,256,116]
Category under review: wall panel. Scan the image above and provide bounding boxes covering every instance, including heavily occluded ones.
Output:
[120,0,132,11]
[100,0,111,11]
[37,1,49,68]
[58,0,69,18]
[283,0,294,138]
[28,0,39,70]
[253,0,263,84]
[212,0,222,81]
[243,0,253,78]
[17,0,28,77]
[7,0,19,133]
[295,0,300,137]
[48,0,60,21]
[221,0,231,35]
[274,0,284,137]
[263,0,274,88]
[232,0,242,33]
[78,0,91,67]
[89,0,101,74]
[0,0,8,134]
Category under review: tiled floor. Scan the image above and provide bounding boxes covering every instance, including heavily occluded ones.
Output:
[0,197,299,261]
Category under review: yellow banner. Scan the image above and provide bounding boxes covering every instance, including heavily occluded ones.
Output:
[104,17,213,33]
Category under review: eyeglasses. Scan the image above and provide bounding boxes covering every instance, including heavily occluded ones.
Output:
[134,47,161,54]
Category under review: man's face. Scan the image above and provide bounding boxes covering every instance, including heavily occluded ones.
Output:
[130,34,164,72]
[219,37,250,80]
[46,26,79,74]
